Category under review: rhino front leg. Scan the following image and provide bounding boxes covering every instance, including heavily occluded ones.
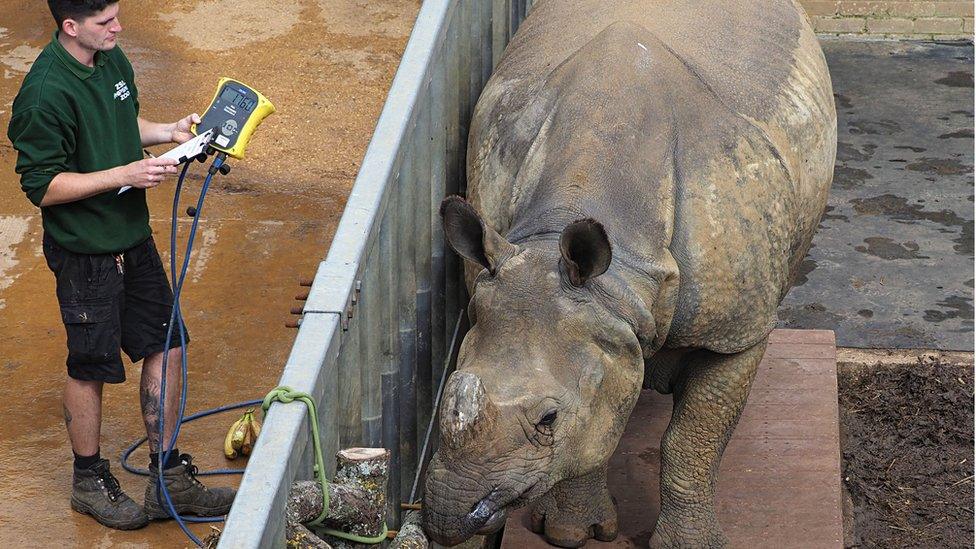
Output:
[529,464,618,548]
[650,338,767,548]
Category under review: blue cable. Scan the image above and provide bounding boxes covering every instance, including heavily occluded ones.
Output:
[147,154,253,545]
[157,158,207,544]
[120,398,264,476]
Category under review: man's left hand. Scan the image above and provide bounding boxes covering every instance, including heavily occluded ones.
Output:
[171,113,202,144]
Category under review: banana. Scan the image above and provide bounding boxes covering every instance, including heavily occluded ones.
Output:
[250,414,262,439]
[224,415,245,460]
[242,413,262,456]
[231,411,252,453]
[242,425,254,456]
[224,409,261,459]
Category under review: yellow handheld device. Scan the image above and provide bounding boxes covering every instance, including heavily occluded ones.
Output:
[192,77,275,159]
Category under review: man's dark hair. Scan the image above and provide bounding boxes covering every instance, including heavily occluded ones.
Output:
[47,0,117,27]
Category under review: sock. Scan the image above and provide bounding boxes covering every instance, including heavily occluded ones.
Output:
[149,448,180,470]
[74,449,101,470]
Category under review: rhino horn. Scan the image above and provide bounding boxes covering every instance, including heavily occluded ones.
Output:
[440,371,498,450]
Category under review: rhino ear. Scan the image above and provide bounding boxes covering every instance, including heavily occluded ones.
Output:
[560,219,612,287]
[440,196,516,275]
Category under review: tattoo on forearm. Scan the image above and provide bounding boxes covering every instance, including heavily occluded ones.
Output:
[63,404,73,427]
[140,382,161,451]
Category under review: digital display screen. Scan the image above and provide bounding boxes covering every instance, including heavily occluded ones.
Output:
[219,86,257,113]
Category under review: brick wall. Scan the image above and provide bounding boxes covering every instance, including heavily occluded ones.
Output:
[800,1,974,39]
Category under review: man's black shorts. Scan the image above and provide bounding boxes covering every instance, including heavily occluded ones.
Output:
[43,233,189,383]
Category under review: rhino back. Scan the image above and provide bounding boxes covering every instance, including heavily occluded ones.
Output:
[467,0,836,353]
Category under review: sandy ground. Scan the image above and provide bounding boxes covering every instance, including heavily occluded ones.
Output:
[0,0,419,545]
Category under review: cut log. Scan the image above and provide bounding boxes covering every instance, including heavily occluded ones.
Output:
[288,522,334,549]
[390,510,429,549]
[286,448,390,548]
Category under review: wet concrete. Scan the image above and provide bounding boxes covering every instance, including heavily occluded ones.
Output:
[0,1,418,546]
[778,40,975,351]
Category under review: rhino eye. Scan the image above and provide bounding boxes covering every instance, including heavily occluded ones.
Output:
[537,410,558,428]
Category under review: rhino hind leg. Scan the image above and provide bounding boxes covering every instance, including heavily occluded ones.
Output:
[529,464,618,547]
[650,339,767,549]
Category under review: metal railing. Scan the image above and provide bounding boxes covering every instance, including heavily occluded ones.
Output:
[218,0,533,546]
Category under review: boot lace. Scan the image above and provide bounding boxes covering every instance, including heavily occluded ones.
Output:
[179,454,207,490]
[96,467,126,502]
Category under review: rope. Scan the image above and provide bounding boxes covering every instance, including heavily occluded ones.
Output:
[262,386,389,544]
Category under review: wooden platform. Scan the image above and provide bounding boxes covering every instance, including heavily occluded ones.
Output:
[501,329,843,549]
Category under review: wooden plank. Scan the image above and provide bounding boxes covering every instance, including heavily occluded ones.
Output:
[501,329,842,548]
[768,329,836,345]
[764,343,837,359]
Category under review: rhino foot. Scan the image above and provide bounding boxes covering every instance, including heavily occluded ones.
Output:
[528,467,618,547]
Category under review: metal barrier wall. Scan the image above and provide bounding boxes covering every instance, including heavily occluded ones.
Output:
[218,0,533,546]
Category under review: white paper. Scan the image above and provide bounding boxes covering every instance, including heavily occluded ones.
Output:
[118,128,215,194]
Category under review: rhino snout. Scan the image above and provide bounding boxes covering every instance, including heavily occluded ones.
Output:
[440,372,498,450]
[468,493,510,534]
[471,495,510,535]
[424,490,509,546]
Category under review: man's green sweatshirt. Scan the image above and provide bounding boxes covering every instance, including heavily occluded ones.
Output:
[8,32,148,254]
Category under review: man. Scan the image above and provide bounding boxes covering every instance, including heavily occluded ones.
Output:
[7,0,236,530]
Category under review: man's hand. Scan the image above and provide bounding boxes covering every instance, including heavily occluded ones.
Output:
[120,157,179,189]
[170,113,202,144]
[40,157,180,206]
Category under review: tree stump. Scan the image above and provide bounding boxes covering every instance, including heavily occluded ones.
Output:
[390,510,429,549]
[286,448,390,548]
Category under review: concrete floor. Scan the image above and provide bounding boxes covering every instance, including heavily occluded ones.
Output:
[778,40,974,351]
[0,0,419,546]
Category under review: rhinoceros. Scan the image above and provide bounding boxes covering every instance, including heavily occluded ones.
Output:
[422,0,836,547]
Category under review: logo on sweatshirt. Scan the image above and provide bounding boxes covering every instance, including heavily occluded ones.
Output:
[113,80,130,102]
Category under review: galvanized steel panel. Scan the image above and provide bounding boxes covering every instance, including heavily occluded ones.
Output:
[218,0,533,546]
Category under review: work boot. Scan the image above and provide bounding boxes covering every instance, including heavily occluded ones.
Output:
[71,459,149,530]
[144,453,236,519]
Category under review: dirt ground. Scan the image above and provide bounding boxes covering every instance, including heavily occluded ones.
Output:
[0,0,419,546]
[839,357,975,548]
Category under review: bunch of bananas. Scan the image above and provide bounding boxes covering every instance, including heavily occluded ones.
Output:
[224,409,261,460]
